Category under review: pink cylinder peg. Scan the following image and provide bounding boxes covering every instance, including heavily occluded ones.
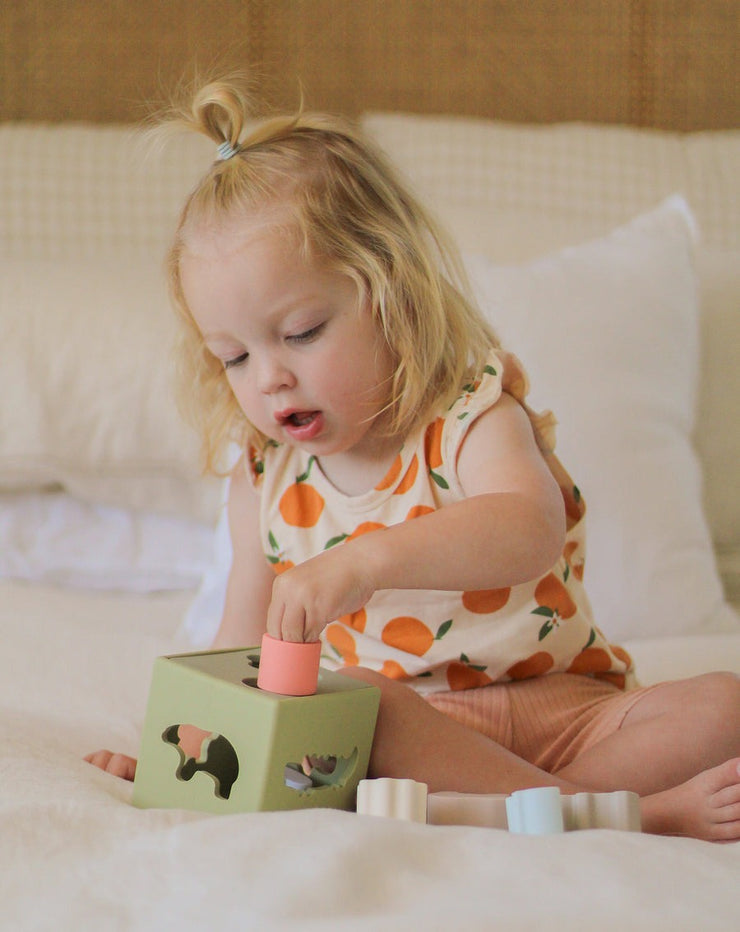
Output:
[256,633,322,696]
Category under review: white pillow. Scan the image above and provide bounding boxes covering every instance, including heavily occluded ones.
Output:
[0,491,215,592]
[0,255,222,523]
[182,199,738,645]
[466,197,737,640]
[363,114,740,595]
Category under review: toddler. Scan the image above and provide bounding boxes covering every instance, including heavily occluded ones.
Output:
[88,80,740,841]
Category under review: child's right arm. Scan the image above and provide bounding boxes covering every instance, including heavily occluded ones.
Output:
[211,459,275,650]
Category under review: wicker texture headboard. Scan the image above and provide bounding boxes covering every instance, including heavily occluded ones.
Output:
[1,1,737,130]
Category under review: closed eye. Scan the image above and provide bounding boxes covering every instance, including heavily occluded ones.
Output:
[288,323,325,345]
[223,352,248,370]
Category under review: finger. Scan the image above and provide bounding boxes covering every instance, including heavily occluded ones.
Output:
[280,602,309,642]
[302,612,326,643]
[265,591,285,640]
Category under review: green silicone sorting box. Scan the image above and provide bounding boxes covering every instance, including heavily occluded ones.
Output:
[132,647,380,814]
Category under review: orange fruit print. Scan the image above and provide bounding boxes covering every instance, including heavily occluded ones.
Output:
[462,587,511,614]
[375,453,403,490]
[609,643,632,667]
[380,659,408,679]
[446,655,493,690]
[348,522,385,541]
[338,607,367,633]
[271,558,294,575]
[562,484,583,525]
[382,616,434,656]
[393,454,419,495]
[532,572,577,640]
[563,541,584,581]
[424,418,444,469]
[279,456,325,527]
[535,573,577,617]
[325,624,359,665]
[506,651,554,680]
[424,418,448,490]
[567,646,612,675]
[324,521,385,550]
[381,616,451,656]
[583,642,631,688]
[405,505,434,520]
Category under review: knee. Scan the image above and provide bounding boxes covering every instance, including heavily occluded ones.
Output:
[695,671,740,707]
[339,666,414,704]
[338,666,430,726]
[689,672,740,742]
[339,666,388,688]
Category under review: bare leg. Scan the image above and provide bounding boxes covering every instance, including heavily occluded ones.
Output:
[556,673,740,794]
[555,672,740,839]
[341,667,582,795]
[342,668,740,841]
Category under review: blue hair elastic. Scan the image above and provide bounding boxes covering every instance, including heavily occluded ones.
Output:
[217,140,239,161]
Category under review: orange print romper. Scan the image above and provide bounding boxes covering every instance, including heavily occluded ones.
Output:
[249,350,631,696]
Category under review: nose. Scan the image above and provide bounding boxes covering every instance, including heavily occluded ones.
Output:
[256,351,296,395]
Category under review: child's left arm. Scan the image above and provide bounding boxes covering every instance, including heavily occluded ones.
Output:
[267,392,566,642]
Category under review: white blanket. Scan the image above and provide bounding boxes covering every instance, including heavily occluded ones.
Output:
[1,579,738,931]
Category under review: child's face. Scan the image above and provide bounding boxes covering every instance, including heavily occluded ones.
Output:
[180,212,396,463]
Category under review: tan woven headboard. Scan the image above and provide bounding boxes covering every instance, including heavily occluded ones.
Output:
[1,1,737,130]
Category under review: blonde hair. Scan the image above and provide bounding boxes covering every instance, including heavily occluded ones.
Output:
[164,79,499,474]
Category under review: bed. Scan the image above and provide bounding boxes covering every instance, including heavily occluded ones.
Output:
[1,2,739,929]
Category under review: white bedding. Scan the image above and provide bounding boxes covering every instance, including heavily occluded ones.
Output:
[1,577,738,931]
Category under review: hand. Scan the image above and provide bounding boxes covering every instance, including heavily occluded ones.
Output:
[85,749,137,781]
[266,544,376,642]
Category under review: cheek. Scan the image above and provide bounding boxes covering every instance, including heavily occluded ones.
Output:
[225,373,256,416]
[331,352,390,411]
[312,365,346,404]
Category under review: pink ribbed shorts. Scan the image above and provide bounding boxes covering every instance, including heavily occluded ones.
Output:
[425,673,661,774]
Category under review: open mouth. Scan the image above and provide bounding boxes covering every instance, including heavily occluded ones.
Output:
[284,411,319,427]
[276,409,324,439]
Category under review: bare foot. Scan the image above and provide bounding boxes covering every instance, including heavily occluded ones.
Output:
[85,749,137,781]
[641,758,740,841]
